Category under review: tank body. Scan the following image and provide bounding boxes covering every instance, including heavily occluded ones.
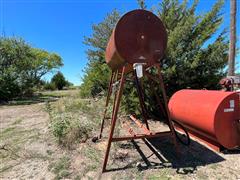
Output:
[105,9,167,70]
[168,90,240,149]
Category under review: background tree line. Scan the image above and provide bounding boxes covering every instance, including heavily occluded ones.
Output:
[43,71,73,91]
[0,37,72,101]
[80,0,229,114]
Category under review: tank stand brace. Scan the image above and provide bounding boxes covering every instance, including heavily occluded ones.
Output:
[99,64,179,173]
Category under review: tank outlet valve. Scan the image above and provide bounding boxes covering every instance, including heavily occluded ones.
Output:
[133,63,146,78]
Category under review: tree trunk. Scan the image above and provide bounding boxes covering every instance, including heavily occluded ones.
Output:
[228,0,236,76]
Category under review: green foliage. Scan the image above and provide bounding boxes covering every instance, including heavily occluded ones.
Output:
[51,71,67,90]
[50,71,73,90]
[46,96,104,148]
[80,0,228,114]
[0,37,63,100]
[157,0,227,94]
[80,10,121,97]
[44,81,57,91]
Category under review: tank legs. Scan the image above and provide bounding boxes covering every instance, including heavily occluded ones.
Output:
[102,67,126,172]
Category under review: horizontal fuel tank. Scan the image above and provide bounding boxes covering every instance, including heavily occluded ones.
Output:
[105,9,167,70]
[168,90,240,149]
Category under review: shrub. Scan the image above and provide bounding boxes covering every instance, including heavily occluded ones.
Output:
[46,97,104,148]
[51,72,68,90]
[44,82,56,91]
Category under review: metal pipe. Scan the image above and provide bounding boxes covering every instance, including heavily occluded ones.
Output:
[112,131,171,142]
[156,64,179,154]
[129,115,151,135]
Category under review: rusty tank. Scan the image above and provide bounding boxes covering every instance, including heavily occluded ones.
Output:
[168,90,240,149]
[105,9,167,70]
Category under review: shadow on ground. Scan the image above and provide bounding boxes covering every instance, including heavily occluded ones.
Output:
[145,135,225,174]
[106,132,229,175]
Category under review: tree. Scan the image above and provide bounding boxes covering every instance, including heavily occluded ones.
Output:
[80,0,228,113]
[80,10,121,97]
[137,0,147,9]
[156,0,228,95]
[0,37,63,100]
[228,0,237,76]
[51,71,67,90]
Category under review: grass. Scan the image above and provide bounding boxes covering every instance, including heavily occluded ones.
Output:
[0,123,41,174]
[11,118,23,125]
[4,95,55,106]
[48,156,71,179]
[0,123,39,145]
[1,90,79,106]
[25,150,48,160]
[0,162,22,174]
[75,144,103,178]
[41,89,79,98]
[1,127,16,136]
[1,128,37,142]
[83,146,101,164]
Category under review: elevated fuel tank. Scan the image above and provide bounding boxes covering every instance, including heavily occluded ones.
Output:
[168,90,240,149]
[105,9,167,70]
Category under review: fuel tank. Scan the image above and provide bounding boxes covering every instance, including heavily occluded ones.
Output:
[105,9,167,70]
[168,90,240,149]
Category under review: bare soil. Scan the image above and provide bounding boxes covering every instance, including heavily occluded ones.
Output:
[0,102,240,179]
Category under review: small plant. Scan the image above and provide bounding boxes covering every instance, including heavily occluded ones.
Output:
[50,114,70,143]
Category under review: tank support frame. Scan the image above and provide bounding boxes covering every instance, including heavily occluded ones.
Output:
[99,64,179,173]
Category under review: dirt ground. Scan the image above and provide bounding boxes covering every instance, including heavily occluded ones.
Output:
[0,102,240,179]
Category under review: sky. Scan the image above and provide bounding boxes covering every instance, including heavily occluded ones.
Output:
[0,0,239,85]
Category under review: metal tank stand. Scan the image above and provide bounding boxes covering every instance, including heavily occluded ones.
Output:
[99,64,179,173]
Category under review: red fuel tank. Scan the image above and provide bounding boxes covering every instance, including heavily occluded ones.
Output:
[105,9,167,70]
[168,90,240,149]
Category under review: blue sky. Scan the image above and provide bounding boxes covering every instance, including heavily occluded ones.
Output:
[0,0,239,85]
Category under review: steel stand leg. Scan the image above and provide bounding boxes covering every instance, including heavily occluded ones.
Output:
[156,64,179,154]
[133,69,150,130]
[102,67,126,173]
[99,71,116,139]
[150,81,167,118]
